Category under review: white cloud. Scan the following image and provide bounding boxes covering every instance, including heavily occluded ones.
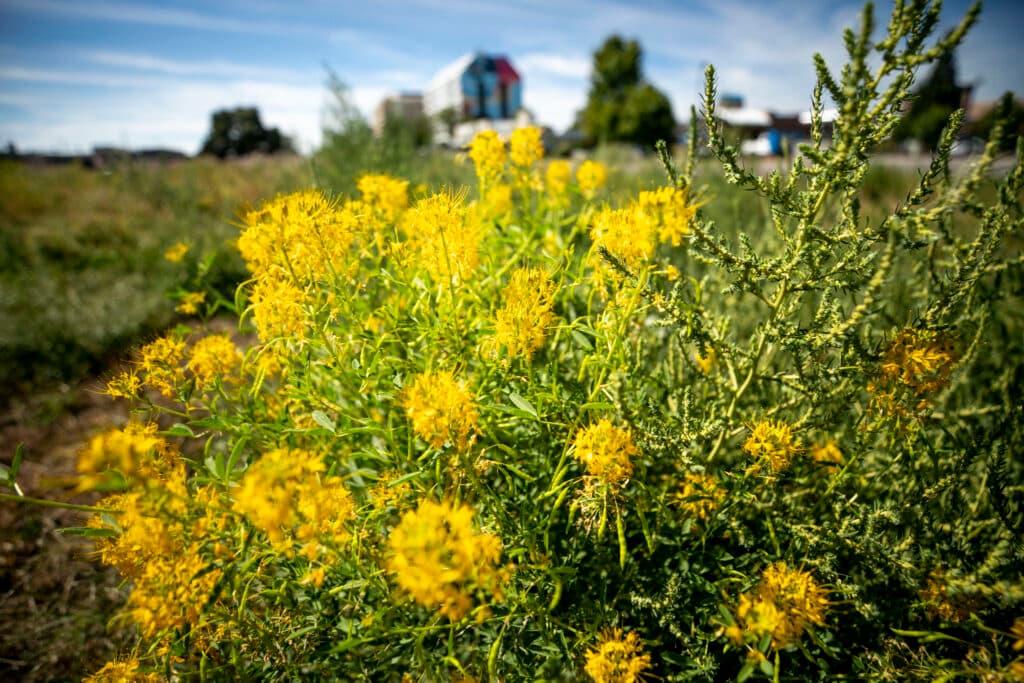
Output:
[518,53,591,80]
[81,50,309,82]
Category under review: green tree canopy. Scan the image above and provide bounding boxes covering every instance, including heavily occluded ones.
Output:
[580,36,675,150]
[200,107,293,158]
[894,48,968,150]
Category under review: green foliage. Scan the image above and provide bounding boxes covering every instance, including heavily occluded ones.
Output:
[580,35,676,149]
[0,157,307,394]
[200,107,294,158]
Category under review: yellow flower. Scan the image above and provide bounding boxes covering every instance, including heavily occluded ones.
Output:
[238,189,358,282]
[369,469,413,510]
[400,190,480,286]
[481,183,513,220]
[673,472,725,521]
[732,562,829,649]
[164,241,188,263]
[694,345,715,374]
[637,186,703,247]
[590,205,655,270]
[573,419,639,487]
[743,419,802,473]
[488,267,558,360]
[545,160,572,204]
[175,290,205,315]
[127,542,222,638]
[583,628,652,683]
[576,160,608,199]
[84,658,161,682]
[810,439,843,471]
[137,334,186,397]
[248,274,308,343]
[509,126,544,168]
[870,328,958,418]
[232,448,354,553]
[386,498,508,621]
[77,421,176,484]
[104,370,141,400]
[188,333,241,389]
[403,370,479,451]
[358,173,409,225]
[468,130,506,182]
[1012,618,1024,650]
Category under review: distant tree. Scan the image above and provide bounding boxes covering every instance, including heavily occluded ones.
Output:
[972,92,1024,152]
[579,36,675,150]
[200,107,293,158]
[894,48,969,150]
[436,106,458,138]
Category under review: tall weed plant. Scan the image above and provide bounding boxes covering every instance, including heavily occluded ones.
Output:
[10,1,1023,680]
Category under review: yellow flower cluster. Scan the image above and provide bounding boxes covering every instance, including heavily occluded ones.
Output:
[637,186,702,247]
[403,370,479,451]
[576,160,608,199]
[743,419,802,473]
[77,421,178,486]
[400,191,480,285]
[548,158,573,194]
[164,241,189,263]
[583,628,652,683]
[810,439,843,471]
[129,546,222,638]
[590,206,654,270]
[468,130,506,182]
[188,333,241,390]
[386,498,507,621]
[231,448,355,554]
[238,189,360,283]
[488,267,558,360]
[90,490,181,579]
[573,419,639,486]
[137,334,186,397]
[248,274,308,342]
[869,327,958,418]
[919,569,980,622]
[176,290,205,315]
[84,658,161,682]
[481,183,513,220]
[509,126,544,168]
[590,186,702,272]
[728,562,828,650]
[673,472,725,522]
[358,173,409,225]
[90,477,222,640]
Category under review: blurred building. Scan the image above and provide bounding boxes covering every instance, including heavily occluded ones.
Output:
[372,92,425,137]
[425,53,523,123]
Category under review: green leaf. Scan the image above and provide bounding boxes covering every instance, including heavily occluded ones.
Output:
[163,423,196,438]
[571,330,594,350]
[311,410,336,433]
[11,443,24,479]
[58,526,118,537]
[509,392,538,419]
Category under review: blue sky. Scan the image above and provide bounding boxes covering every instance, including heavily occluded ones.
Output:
[1,0,1022,154]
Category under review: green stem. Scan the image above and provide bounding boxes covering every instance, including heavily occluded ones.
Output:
[0,492,121,514]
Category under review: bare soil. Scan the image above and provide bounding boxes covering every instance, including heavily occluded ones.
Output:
[0,374,132,682]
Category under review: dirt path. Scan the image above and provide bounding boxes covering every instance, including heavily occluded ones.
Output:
[0,375,132,682]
